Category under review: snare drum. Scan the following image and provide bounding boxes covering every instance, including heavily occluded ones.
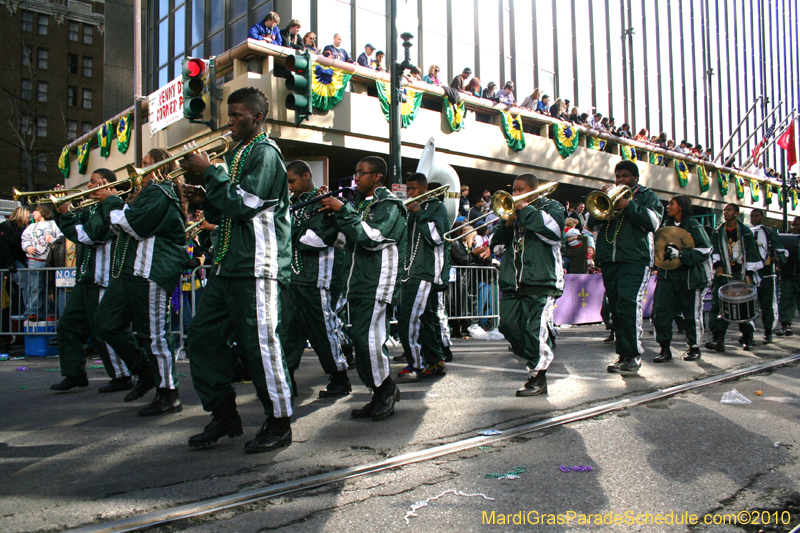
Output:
[718,281,759,323]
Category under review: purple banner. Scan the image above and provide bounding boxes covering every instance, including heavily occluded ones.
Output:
[554,273,658,325]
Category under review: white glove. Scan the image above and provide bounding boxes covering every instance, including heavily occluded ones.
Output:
[664,244,681,261]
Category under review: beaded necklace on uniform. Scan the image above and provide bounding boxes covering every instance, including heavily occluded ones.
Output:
[726,222,742,264]
[289,187,320,275]
[403,202,428,271]
[215,132,266,264]
[604,184,640,245]
[77,205,97,281]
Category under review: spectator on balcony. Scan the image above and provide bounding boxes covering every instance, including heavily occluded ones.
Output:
[450,68,472,92]
[692,144,704,158]
[567,107,581,123]
[459,185,470,218]
[550,98,567,120]
[248,12,282,45]
[536,95,550,114]
[422,65,442,85]
[634,128,649,142]
[579,112,589,124]
[356,43,376,69]
[374,51,385,72]
[705,147,714,161]
[322,33,352,63]
[654,132,667,148]
[520,88,541,111]
[481,82,499,103]
[600,117,611,131]
[675,140,688,154]
[496,81,516,106]
[279,19,303,50]
[465,77,482,98]
[608,118,617,134]
[302,32,317,53]
[617,123,632,139]
[406,66,422,82]
[666,139,676,151]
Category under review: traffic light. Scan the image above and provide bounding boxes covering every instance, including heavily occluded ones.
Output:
[284,52,313,125]
[182,57,210,121]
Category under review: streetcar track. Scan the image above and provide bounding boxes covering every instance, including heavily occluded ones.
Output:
[70,354,800,533]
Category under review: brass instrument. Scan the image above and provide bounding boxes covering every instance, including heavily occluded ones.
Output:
[290,187,354,216]
[51,177,137,208]
[444,181,559,242]
[585,184,633,220]
[13,187,82,204]
[185,215,206,239]
[402,184,451,206]
[653,226,695,270]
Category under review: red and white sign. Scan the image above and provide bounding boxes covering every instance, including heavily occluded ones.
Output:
[148,77,184,134]
[392,183,407,199]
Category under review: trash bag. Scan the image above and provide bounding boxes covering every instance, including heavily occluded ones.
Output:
[467,324,490,339]
[720,388,752,404]
[485,328,505,340]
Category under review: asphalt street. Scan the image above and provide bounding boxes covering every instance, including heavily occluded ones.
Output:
[1,323,799,533]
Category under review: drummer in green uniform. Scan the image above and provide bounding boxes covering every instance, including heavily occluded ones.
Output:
[705,203,764,352]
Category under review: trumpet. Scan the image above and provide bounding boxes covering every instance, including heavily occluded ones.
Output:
[14,187,82,204]
[585,184,632,220]
[185,215,206,239]
[51,177,137,208]
[443,181,558,242]
[403,184,451,206]
[290,187,354,217]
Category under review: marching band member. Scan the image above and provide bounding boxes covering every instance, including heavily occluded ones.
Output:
[651,195,712,363]
[588,160,663,374]
[748,209,788,344]
[180,87,294,452]
[281,160,351,398]
[491,173,565,396]
[398,173,451,379]
[50,169,131,392]
[777,216,800,336]
[318,156,406,421]
[93,149,188,416]
[705,204,763,352]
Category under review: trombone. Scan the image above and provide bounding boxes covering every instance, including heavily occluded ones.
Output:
[402,184,450,206]
[13,187,82,204]
[443,181,558,242]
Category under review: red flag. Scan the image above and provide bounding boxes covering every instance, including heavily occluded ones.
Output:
[751,139,764,165]
[777,119,797,168]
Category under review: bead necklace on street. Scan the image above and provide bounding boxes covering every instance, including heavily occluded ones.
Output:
[215,132,266,264]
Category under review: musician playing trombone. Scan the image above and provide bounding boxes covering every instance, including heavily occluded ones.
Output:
[490,173,565,397]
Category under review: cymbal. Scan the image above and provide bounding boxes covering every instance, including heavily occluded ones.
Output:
[654,226,695,270]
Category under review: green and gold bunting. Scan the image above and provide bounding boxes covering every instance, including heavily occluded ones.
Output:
[443,96,465,132]
[77,141,90,174]
[697,166,710,193]
[500,111,526,151]
[375,80,423,128]
[552,123,579,157]
[735,176,745,199]
[587,136,606,151]
[312,64,353,111]
[116,112,132,153]
[765,185,773,205]
[97,121,112,157]
[649,152,664,166]
[777,187,783,205]
[792,189,798,209]
[717,171,729,196]
[749,179,760,202]
[620,145,637,161]
[58,146,70,179]
[675,160,689,188]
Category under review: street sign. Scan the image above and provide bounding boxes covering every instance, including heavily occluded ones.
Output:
[148,77,184,134]
[392,183,407,199]
[55,269,76,288]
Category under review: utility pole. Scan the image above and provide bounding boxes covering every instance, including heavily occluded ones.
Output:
[389,0,415,185]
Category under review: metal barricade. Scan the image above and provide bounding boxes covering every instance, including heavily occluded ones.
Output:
[0,266,75,338]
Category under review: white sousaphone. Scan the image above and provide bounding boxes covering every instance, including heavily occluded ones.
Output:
[415,137,461,228]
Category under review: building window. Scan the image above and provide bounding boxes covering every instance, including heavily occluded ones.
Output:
[20,151,30,171]
[21,45,31,66]
[81,122,92,135]
[67,86,77,106]
[66,120,78,140]
[35,153,47,172]
[37,14,48,35]
[37,81,48,102]
[83,56,93,77]
[82,88,92,109]
[69,21,79,41]
[21,79,32,100]
[68,54,78,74]
[21,10,33,32]
[20,114,30,135]
[37,117,47,137]
[83,25,93,44]
[37,49,48,69]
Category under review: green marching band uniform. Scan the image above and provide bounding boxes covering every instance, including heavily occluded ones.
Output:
[187,133,295,447]
[778,238,800,335]
[707,221,763,346]
[491,195,565,394]
[321,186,407,418]
[398,195,451,373]
[652,217,713,354]
[95,180,187,413]
[53,203,131,388]
[281,188,350,395]
[750,223,788,338]
[588,185,663,369]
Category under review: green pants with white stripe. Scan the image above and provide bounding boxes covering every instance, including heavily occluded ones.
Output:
[280,283,347,374]
[58,282,130,380]
[347,296,391,389]
[398,278,444,369]
[498,290,556,372]
[95,274,178,389]
[779,277,800,324]
[601,263,651,357]
[188,275,293,417]
[652,272,706,349]
[757,274,778,331]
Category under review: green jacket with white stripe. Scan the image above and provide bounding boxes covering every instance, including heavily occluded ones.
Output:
[402,197,451,290]
[750,224,788,277]
[202,137,291,285]
[56,205,115,287]
[290,190,340,289]
[490,197,565,295]
[710,221,764,283]
[327,186,407,304]
[656,217,713,290]
[588,184,664,267]
[102,181,187,292]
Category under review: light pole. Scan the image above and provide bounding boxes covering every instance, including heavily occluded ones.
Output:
[388,4,415,186]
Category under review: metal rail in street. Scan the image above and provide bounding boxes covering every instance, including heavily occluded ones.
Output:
[71,354,800,533]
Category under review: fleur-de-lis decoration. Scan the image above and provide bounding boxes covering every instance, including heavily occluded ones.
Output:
[578,287,588,307]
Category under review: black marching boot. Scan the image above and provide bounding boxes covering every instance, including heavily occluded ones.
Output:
[138,388,182,416]
[683,346,701,361]
[51,374,89,391]
[319,370,352,398]
[370,377,400,421]
[763,329,773,344]
[776,323,793,337]
[124,364,156,402]
[705,335,726,352]
[244,415,292,453]
[516,370,547,397]
[653,344,672,363]
[603,330,615,343]
[351,389,380,418]
[98,376,133,393]
[188,392,243,448]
